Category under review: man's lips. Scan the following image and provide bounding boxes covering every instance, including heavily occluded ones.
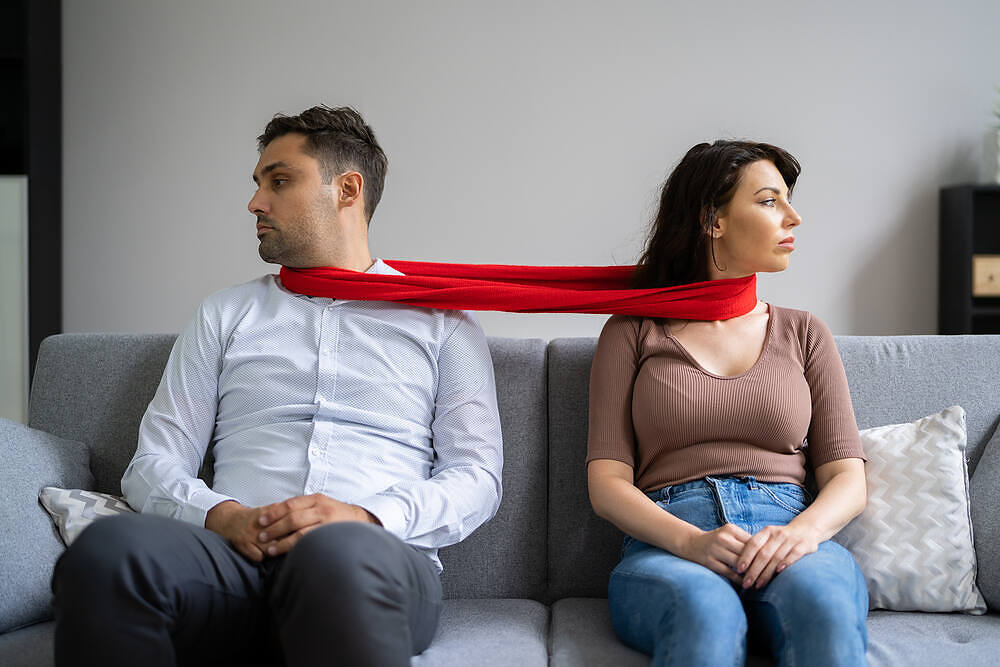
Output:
[256,222,274,237]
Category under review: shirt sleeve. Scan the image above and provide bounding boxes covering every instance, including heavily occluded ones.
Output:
[803,314,867,466]
[353,311,503,550]
[586,315,641,468]
[121,300,237,526]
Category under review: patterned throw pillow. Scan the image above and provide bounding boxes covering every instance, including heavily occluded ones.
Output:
[38,487,136,545]
[833,406,986,613]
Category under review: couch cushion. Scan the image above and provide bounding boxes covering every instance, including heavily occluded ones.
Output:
[866,610,1000,666]
[551,598,772,666]
[550,598,647,667]
[29,333,549,600]
[546,334,1000,601]
[29,334,177,495]
[0,620,54,667]
[38,487,136,545]
[412,599,548,666]
[971,421,1000,610]
[439,337,548,600]
[546,338,621,602]
[0,420,93,633]
[834,406,985,613]
[835,335,1000,474]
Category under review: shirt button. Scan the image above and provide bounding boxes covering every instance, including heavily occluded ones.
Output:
[310,447,320,457]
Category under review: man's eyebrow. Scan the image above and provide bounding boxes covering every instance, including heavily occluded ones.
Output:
[252,161,298,184]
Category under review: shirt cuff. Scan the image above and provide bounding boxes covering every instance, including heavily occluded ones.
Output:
[353,493,408,538]
[180,489,239,527]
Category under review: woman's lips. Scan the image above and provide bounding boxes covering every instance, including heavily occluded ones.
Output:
[778,237,795,250]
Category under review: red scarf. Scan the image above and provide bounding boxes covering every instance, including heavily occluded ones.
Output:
[278,260,757,320]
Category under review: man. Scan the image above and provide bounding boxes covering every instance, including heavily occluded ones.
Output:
[51,106,504,666]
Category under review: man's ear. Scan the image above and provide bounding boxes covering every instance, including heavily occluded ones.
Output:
[336,171,364,212]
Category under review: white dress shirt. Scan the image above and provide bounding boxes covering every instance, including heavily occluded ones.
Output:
[122,259,503,570]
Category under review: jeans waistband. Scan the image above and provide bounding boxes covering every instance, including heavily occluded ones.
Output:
[645,475,770,503]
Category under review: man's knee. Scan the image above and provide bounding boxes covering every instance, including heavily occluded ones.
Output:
[290,523,395,584]
[54,514,153,592]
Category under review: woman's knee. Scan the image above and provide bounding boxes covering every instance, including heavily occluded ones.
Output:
[609,558,746,655]
[761,542,869,626]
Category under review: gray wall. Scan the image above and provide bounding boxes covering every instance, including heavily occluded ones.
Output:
[63,0,1000,339]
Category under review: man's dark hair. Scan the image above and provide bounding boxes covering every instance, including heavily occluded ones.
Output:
[257,105,388,223]
[633,140,801,288]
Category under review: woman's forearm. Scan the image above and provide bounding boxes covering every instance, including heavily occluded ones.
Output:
[789,458,866,542]
[588,462,702,556]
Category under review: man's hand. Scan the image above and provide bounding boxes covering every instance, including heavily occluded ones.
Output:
[205,500,273,562]
[735,522,820,590]
[206,494,381,561]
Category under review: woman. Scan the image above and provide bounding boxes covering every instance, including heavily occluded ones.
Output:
[587,140,868,666]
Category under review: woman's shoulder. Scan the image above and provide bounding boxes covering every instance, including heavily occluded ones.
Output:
[768,304,836,357]
[769,304,829,332]
[596,315,670,357]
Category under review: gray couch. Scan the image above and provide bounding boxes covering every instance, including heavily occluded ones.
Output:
[4,332,1000,666]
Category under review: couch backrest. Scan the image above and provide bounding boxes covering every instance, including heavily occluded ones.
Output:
[30,334,177,494]
[28,333,549,601]
[545,334,1000,601]
[438,337,548,600]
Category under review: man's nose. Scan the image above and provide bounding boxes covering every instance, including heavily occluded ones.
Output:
[248,190,268,216]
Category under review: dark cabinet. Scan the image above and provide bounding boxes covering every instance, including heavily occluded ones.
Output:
[939,184,1000,333]
[2,0,61,375]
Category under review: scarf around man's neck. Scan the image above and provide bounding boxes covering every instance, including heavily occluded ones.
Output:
[278,260,757,320]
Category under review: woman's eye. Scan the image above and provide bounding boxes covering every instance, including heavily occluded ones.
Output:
[760,198,776,207]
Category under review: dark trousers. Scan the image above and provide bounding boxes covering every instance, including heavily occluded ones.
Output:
[51,513,443,667]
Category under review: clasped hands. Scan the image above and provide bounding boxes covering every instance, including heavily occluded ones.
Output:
[205,493,381,562]
[681,521,820,590]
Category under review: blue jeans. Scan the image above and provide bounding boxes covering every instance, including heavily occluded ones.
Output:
[608,476,868,667]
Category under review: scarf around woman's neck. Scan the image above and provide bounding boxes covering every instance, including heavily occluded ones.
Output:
[278,260,757,320]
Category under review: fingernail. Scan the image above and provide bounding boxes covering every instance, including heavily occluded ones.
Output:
[743,579,752,589]
[737,563,747,573]
[267,546,277,556]
[258,516,269,526]
[777,564,786,573]
[259,532,268,542]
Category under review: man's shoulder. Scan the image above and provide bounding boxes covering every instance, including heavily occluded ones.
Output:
[200,274,278,308]
[188,275,280,328]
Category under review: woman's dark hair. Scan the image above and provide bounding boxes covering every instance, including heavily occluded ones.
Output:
[258,105,387,224]
[633,140,800,288]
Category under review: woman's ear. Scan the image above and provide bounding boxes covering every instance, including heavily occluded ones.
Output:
[711,218,725,239]
[703,207,726,239]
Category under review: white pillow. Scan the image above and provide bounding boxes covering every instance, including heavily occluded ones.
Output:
[38,487,136,546]
[833,406,986,613]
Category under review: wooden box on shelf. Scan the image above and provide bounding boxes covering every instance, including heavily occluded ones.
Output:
[940,184,1000,333]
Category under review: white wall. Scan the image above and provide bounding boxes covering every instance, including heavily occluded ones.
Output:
[1,177,28,423]
[63,0,1000,339]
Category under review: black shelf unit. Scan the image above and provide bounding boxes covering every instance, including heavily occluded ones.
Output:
[939,184,1000,333]
[2,0,61,377]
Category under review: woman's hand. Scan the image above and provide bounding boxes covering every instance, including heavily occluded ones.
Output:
[678,524,752,585]
[735,522,820,589]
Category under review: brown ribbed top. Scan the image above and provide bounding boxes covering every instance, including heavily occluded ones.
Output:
[587,305,864,491]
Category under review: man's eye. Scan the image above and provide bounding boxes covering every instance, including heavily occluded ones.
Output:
[273,179,287,190]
